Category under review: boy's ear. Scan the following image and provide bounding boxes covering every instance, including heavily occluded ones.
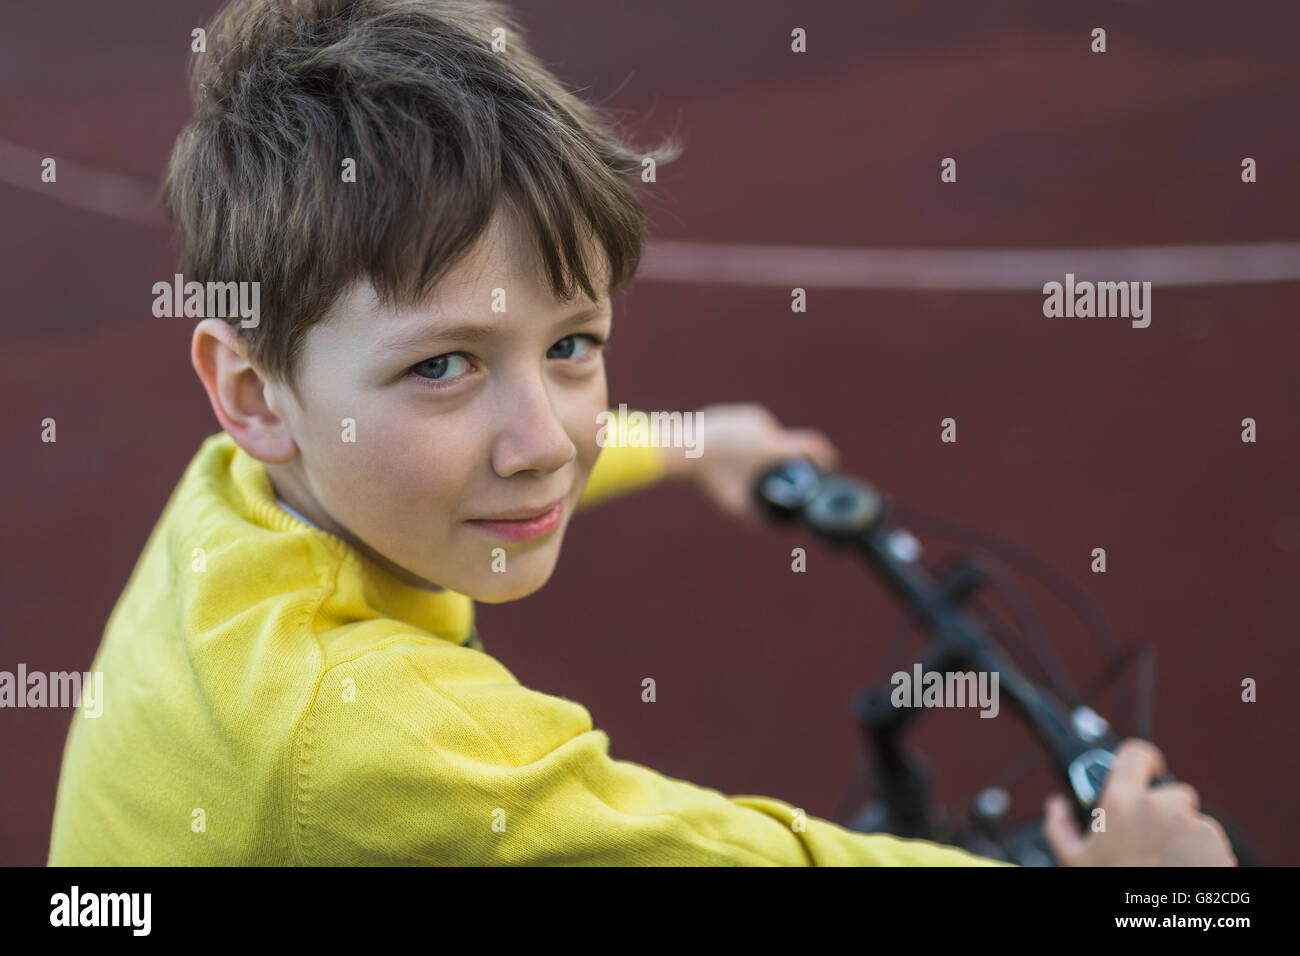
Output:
[191,318,298,464]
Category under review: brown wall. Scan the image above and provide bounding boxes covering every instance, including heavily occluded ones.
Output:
[2,0,1296,865]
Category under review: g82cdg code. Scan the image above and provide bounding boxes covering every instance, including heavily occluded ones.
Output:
[1195,893,1250,905]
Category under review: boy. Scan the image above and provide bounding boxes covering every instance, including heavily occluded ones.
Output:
[48,0,1234,866]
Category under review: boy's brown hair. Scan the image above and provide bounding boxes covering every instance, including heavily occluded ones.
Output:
[161,0,680,391]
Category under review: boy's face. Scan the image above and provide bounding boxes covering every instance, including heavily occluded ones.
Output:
[261,206,612,603]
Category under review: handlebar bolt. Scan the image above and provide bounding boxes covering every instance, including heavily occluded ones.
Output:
[1071,706,1110,743]
[885,529,922,563]
[973,787,1010,820]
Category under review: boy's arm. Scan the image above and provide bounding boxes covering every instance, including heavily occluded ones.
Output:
[576,403,839,523]
[575,407,673,511]
[291,635,1010,866]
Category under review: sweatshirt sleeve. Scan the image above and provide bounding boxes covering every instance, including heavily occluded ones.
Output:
[575,408,667,511]
[291,636,1009,866]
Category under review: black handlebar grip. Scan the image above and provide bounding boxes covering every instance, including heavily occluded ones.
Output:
[755,456,823,518]
[1070,746,1177,828]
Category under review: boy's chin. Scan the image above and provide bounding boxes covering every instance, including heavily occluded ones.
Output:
[464,575,551,604]
[458,552,559,604]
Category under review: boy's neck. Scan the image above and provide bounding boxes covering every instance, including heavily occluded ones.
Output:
[265,466,448,593]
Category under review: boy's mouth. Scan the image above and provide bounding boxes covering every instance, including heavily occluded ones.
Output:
[465,499,565,542]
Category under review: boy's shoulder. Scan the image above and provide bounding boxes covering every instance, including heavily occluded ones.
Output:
[48,431,485,864]
[113,428,486,755]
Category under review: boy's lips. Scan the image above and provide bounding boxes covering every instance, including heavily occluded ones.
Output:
[468,497,566,521]
[464,498,565,541]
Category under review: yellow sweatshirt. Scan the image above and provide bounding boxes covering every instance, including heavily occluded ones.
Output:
[47,412,1006,866]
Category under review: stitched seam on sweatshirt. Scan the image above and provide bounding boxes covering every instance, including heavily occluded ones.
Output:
[292,634,509,864]
[287,540,341,866]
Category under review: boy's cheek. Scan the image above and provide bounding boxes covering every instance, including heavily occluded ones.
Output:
[310,432,458,541]
[335,413,453,491]
[572,386,609,474]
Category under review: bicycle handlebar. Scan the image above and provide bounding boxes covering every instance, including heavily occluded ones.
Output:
[753,456,1172,835]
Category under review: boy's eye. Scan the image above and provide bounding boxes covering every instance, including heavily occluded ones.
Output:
[409,335,604,386]
[412,353,471,381]
[548,334,604,360]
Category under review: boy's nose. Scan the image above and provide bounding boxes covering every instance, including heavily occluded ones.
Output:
[491,390,577,478]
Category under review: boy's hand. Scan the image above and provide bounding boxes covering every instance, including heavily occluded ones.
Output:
[1043,738,1237,866]
[661,403,839,526]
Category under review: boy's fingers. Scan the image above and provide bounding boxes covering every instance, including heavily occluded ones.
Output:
[1159,782,1200,812]
[1042,794,1087,865]
[784,428,839,471]
[1106,738,1167,798]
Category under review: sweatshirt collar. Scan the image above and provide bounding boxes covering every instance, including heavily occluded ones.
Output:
[222,434,475,644]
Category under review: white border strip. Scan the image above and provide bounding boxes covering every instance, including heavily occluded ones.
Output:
[0,138,163,227]
[5,135,1296,290]
[640,240,1300,289]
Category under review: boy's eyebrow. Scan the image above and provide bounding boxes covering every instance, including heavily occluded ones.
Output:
[377,305,610,354]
